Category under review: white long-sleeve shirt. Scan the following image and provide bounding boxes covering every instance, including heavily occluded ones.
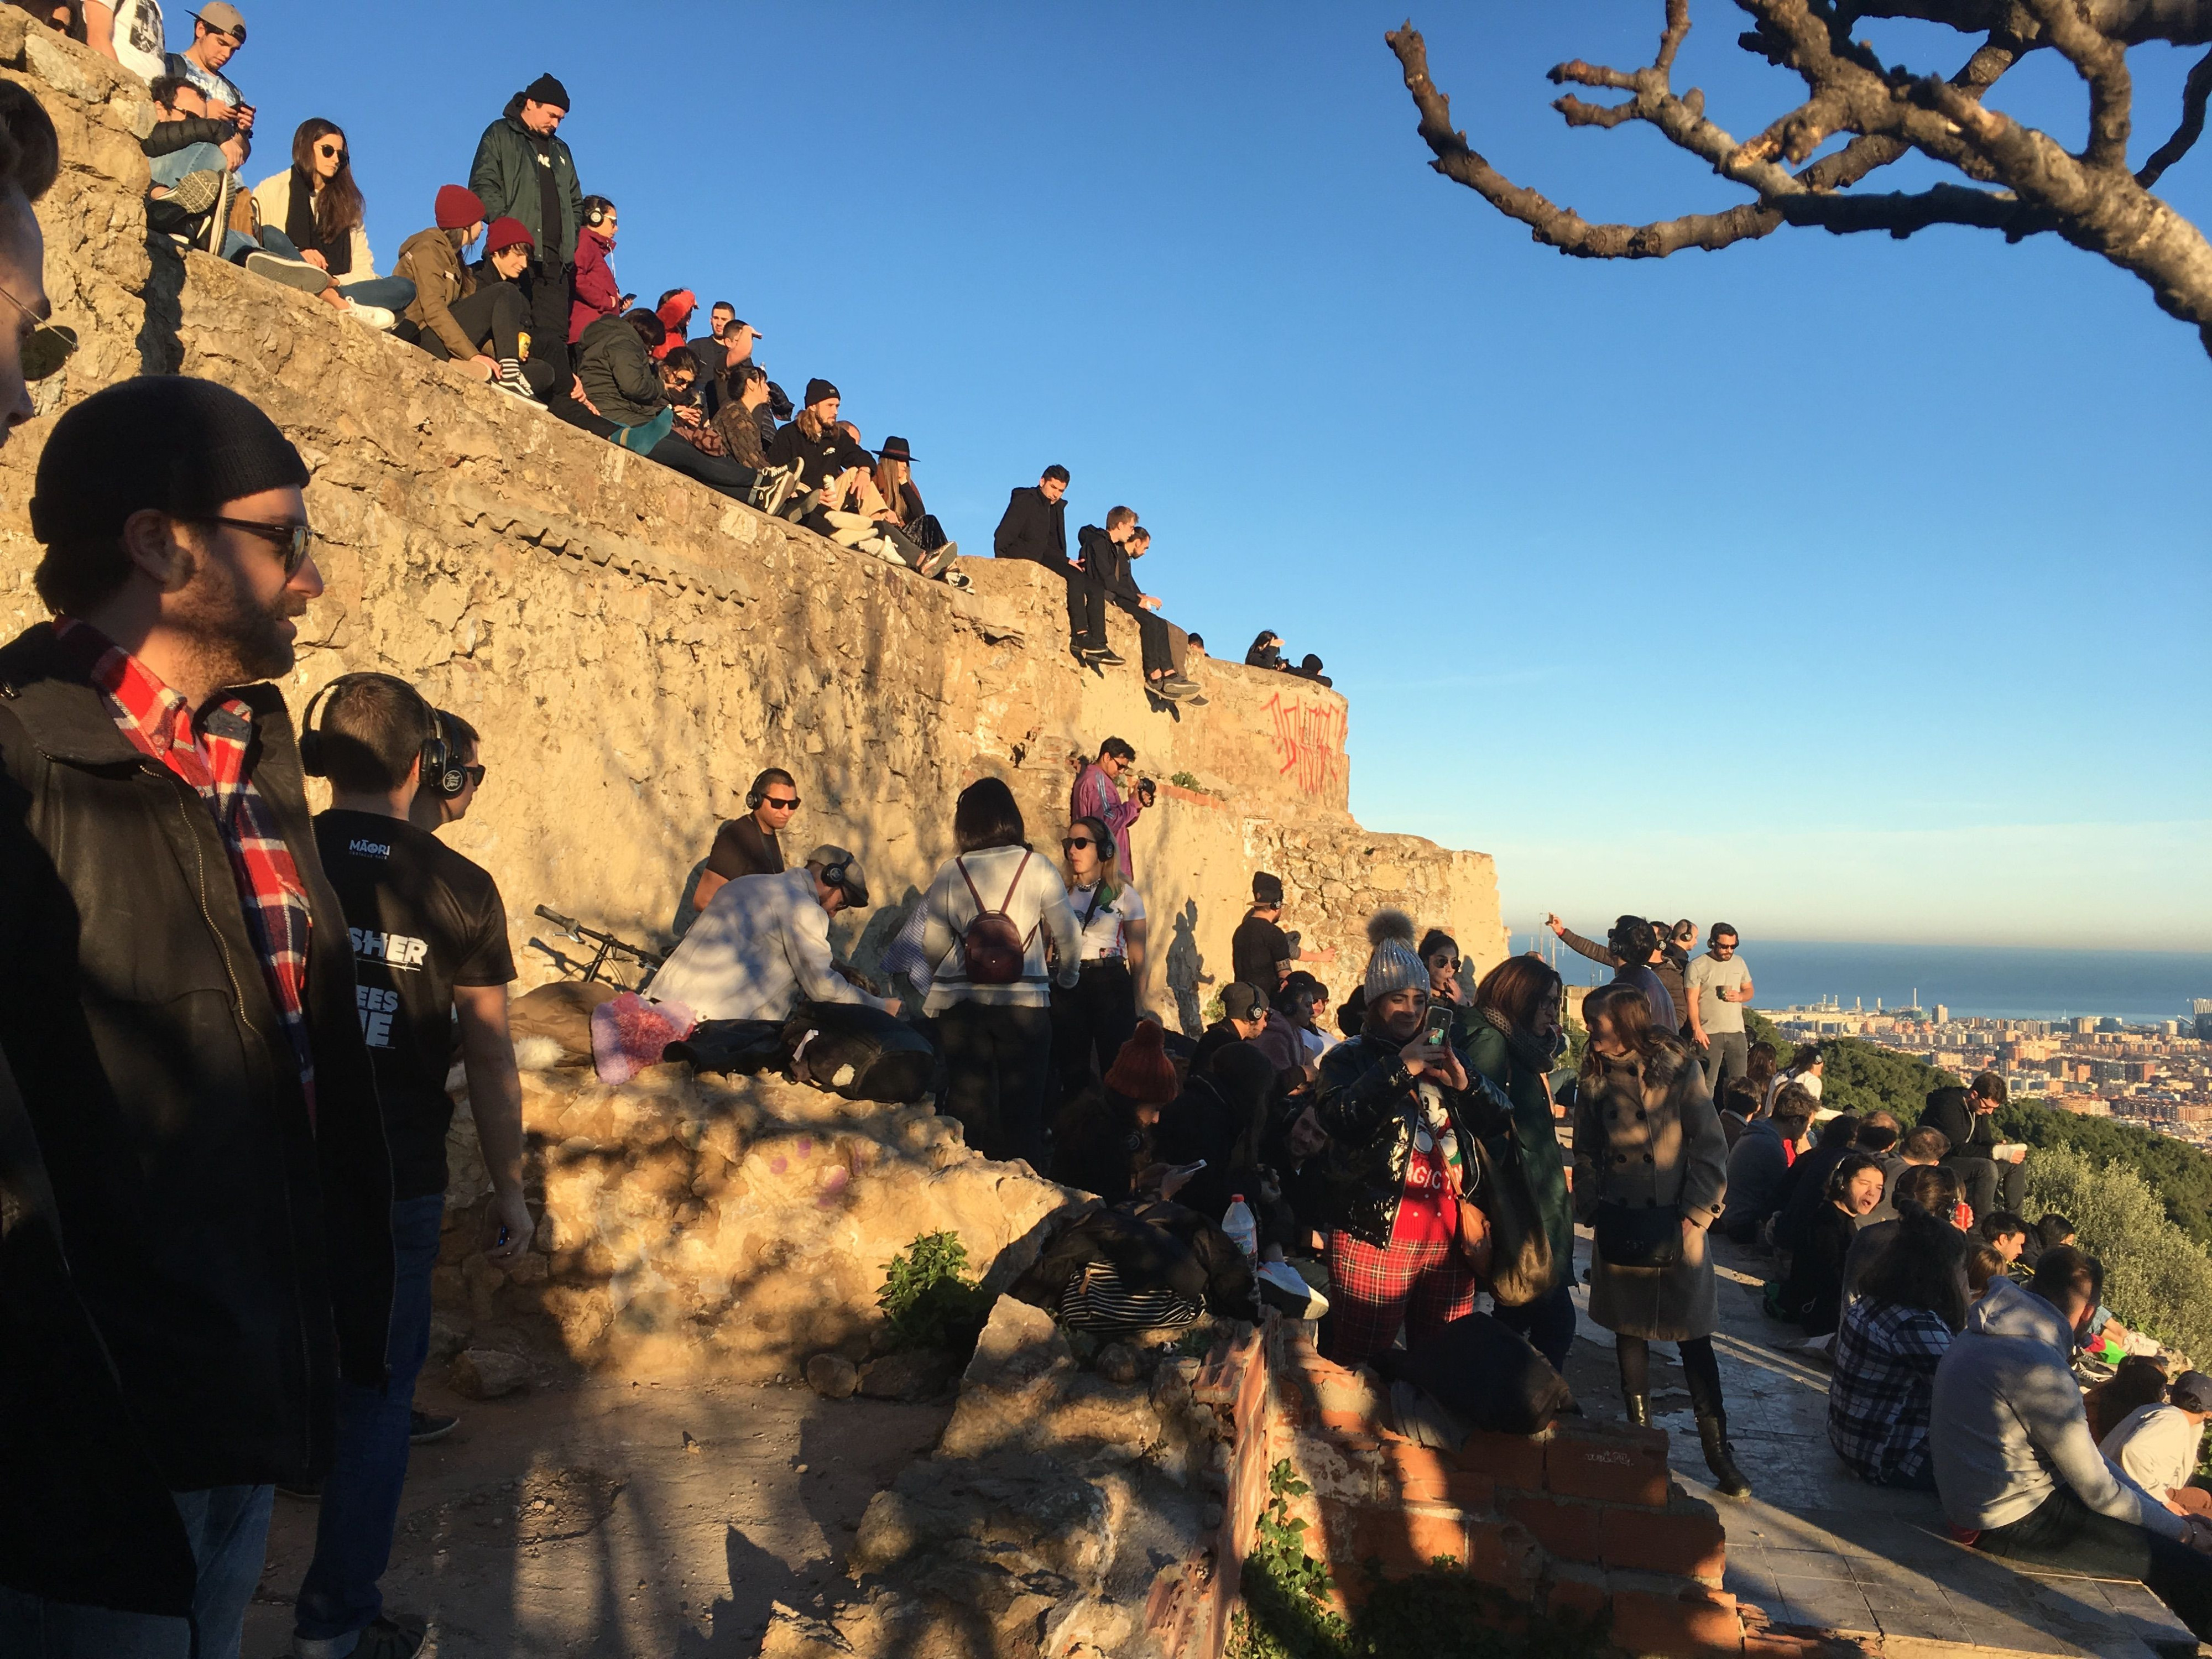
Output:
[918,845,1081,1014]
[649,868,892,1024]
[2102,1404,2206,1500]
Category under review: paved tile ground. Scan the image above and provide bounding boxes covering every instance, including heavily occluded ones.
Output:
[1555,1229,2202,1659]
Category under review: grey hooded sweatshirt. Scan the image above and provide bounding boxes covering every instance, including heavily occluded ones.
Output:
[1930,1277,2183,1540]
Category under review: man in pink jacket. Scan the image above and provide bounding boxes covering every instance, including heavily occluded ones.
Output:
[1070,736,1151,881]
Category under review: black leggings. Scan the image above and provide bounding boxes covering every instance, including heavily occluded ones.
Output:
[419,281,541,377]
[1115,599,1175,678]
[938,1001,1055,1167]
[1615,1333,1726,1419]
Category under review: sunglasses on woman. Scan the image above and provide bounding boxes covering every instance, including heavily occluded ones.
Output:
[315,141,349,164]
[1061,836,1095,852]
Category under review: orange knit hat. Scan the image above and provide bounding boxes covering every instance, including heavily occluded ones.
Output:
[1103,1019,1179,1107]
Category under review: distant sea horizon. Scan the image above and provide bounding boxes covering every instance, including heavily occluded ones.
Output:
[1513,938,2212,1026]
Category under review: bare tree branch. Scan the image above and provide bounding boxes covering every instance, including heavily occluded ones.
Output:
[2138,45,2212,183]
[1387,6,2212,356]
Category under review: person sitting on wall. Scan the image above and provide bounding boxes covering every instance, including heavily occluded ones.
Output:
[390,195,549,401]
[142,74,241,252]
[1246,630,1286,670]
[994,464,1110,666]
[1291,653,1332,687]
[2103,1370,2212,1519]
[676,768,797,935]
[1844,1161,1963,1300]
[1828,1209,1969,1491]
[649,845,899,1025]
[713,362,773,471]
[1933,1249,2212,1641]
[1078,507,1194,705]
[573,309,797,506]
[1718,1083,1815,1246]
[242,118,415,327]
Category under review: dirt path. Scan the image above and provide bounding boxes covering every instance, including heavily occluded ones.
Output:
[244,1370,950,1658]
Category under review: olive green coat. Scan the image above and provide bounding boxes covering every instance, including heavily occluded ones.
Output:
[1459,1015,1575,1281]
[1572,1039,1729,1342]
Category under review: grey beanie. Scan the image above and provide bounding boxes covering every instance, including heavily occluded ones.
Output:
[1363,908,1426,1000]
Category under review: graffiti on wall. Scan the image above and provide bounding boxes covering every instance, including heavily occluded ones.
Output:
[1263,691,1348,797]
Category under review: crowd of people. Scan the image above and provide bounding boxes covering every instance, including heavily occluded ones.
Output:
[1,15,2211,1657]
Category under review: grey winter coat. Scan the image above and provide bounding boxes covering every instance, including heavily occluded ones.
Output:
[1573,1039,1729,1342]
[467,93,584,267]
[576,315,665,429]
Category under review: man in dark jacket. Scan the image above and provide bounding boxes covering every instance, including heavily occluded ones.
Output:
[0,377,393,1651]
[995,465,1110,665]
[468,74,584,389]
[1922,1073,2027,1220]
[1078,508,1198,703]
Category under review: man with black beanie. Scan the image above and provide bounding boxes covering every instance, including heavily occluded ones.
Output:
[469,72,583,391]
[1233,872,1299,1006]
[0,377,395,1653]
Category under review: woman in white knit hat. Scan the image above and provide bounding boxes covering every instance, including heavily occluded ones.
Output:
[1312,909,1490,1365]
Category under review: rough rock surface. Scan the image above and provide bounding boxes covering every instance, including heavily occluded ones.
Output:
[0,22,1504,1030]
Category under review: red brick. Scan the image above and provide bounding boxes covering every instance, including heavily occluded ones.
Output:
[1319,1408,1371,1436]
[1463,1516,1545,1594]
[1454,1427,1549,1491]
[1321,1500,1470,1580]
[1602,1503,1726,1580]
[1545,1561,1611,1621]
[1378,1441,1452,1502]
[1505,1493,1601,1563]
[1611,1586,1743,1658]
[1545,1420,1671,1507]
[1231,1333,1270,1432]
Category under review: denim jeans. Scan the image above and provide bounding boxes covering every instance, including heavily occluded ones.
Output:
[1699,1030,1748,1094]
[291,1192,446,1653]
[252,227,416,312]
[147,139,223,192]
[0,1484,275,1658]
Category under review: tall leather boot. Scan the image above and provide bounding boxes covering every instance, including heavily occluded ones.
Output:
[1697,1413,1752,1499]
[1623,1394,1650,1428]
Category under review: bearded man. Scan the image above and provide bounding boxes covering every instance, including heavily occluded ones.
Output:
[0,376,394,1657]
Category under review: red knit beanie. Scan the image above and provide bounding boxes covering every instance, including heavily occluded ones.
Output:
[1103,1020,1179,1108]
[483,217,535,257]
[434,184,486,229]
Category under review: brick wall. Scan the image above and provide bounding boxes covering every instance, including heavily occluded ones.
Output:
[1146,1316,1748,1659]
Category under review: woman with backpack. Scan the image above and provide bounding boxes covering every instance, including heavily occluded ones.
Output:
[918,779,1082,1165]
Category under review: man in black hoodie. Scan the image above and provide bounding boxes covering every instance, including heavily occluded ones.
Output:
[1079,507,1197,703]
[994,465,1109,666]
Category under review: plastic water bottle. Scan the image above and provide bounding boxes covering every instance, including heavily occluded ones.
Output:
[1223,1195,1258,1261]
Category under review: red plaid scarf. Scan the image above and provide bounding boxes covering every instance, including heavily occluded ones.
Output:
[57,619,317,1117]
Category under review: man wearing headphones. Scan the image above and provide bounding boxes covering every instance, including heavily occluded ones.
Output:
[650,843,901,1024]
[676,766,796,935]
[298,674,526,1659]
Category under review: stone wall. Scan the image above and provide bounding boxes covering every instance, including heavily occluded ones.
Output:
[0,22,1504,1029]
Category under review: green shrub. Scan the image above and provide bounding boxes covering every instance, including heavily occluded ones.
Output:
[1999,1103,2212,1248]
[1170,770,1206,791]
[876,1231,994,1356]
[2025,1146,2212,1362]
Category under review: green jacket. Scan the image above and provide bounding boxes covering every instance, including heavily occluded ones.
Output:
[468,95,584,268]
[1458,1012,1575,1274]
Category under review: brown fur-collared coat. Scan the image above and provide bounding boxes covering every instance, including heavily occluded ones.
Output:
[1573,1037,1730,1342]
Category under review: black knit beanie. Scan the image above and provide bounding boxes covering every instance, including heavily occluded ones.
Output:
[29,377,309,546]
[803,377,839,408]
[523,73,571,110]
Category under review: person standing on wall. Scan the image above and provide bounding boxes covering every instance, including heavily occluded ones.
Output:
[917,778,1082,1166]
[1573,982,1749,1498]
[0,372,396,1657]
[468,73,583,395]
[674,767,797,935]
[1069,735,1149,883]
[1685,922,1755,1095]
[291,676,528,1659]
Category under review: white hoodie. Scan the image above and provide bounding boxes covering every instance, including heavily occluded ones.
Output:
[1930,1277,2184,1540]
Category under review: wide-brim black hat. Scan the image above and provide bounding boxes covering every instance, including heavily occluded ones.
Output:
[878,436,915,464]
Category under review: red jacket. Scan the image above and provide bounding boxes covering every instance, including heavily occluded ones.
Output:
[568,226,620,344]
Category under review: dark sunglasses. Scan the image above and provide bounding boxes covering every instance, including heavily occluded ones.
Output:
[461,763,487,787]
[187,515,314,576]
[314,142,349,164]
[1062,836,1096,852]
[0,278,74,380]
[760,795,799,810]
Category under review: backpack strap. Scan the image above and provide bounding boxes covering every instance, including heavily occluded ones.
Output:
[956,855,989,915]
[1004,851,1041,953]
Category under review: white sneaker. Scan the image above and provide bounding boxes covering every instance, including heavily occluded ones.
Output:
[343,300,396,331]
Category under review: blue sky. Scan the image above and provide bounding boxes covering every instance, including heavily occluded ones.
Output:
[226,3,2208,950]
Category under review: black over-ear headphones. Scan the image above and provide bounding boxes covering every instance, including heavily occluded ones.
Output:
[745,769,786,811]
[299,673,468,800]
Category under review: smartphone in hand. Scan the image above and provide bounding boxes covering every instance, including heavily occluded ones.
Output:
[1422,1002,1453,1047]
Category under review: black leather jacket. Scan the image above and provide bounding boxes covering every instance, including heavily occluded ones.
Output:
[0,624,393,1614]
[1315,1032,1509,1248]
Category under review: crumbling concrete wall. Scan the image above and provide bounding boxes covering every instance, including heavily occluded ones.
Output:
[0,24,1502,1022]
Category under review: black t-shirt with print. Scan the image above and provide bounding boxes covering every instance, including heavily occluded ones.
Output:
[1232,912,1292,996]
[315,810,517,1199]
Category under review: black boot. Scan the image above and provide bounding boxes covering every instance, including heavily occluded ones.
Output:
[1624,1393,1650,1428]
[1697,1414,1752,1499]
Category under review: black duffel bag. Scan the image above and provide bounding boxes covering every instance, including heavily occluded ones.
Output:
[664,1018,788,1076]
[780,1001,936,1103]
[1376,1311,1574,1438]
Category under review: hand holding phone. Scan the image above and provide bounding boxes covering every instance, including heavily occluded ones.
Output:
[1422,1002,1453,1047]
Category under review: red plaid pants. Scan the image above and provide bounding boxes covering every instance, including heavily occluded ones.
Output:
[1323,1228,1478,1366]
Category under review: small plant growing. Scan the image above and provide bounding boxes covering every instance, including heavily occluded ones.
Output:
[876,1231,994,1356]
[1170,770,1204,791]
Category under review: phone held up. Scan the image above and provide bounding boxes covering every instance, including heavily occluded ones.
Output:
[1421,1001,1453,1048]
